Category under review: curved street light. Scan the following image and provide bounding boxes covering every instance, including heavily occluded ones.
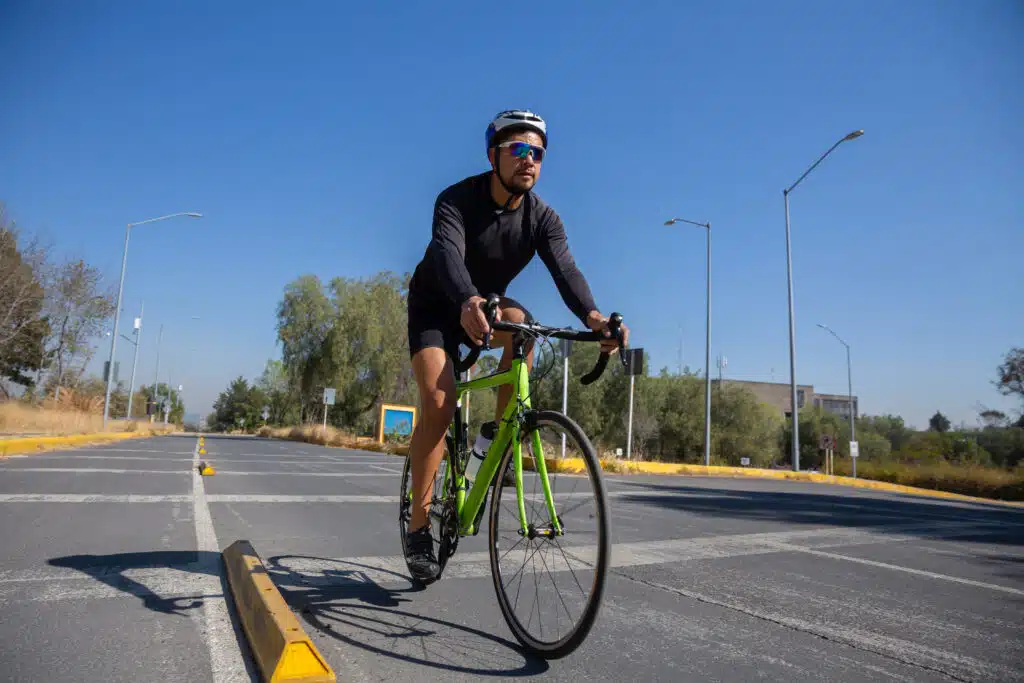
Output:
[102,212,203,429]
[782,131,862,470]
[665,216,712,466]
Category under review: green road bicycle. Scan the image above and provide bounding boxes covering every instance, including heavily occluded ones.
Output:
[399,295,627,658]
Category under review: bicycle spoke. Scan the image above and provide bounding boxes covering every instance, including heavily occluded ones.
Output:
[497,535,527,563]
[551,539,590,598]
[513,539,530,612]
[533,547,542,639]
[538,542,576,627]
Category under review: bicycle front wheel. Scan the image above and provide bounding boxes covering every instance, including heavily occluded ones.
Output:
[487,409,610,659]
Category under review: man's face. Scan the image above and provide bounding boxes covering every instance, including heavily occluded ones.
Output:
[489,130,544,194]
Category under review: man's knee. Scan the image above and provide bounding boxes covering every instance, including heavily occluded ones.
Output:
[498,296,532,325]
[420,386,456,423]
[411,347,457,426]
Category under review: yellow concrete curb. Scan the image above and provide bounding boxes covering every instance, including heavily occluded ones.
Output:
[522,457,1023,508]
[0,432,151,457]
[198,461,215,476]
[222,540,335,683]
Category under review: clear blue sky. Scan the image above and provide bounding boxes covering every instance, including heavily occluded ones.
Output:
[2,1,1021,429]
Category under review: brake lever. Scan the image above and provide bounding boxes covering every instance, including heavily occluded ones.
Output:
[481,294,501,350]
[579,312,625,385]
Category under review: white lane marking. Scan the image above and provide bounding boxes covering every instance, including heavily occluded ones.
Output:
[266,521,1009,585]
[208,494,393,503]
[771,543,1024,597]
[204,452,393,460]
[368,464,402,474]
[0,494,190,502]
[0,567,218,601]
[212,471,397,477]
[622,574,1018,683]
[0,468,186,474]
[0,454,192,462]
[191,437,249,682]
[82,449,194,454]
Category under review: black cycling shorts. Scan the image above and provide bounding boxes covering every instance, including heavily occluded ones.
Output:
[406,292,532,363]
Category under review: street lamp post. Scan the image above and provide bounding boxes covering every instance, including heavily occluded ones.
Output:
[817,323,856,475]
[102,212,202,430]
[665,217,712,466]
[782,130,862,471]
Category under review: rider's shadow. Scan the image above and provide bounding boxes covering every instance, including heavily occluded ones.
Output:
[47,550,220,616]
[265,555,551,677]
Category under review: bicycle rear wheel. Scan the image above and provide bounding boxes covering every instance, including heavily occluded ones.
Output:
[487,409,610,658]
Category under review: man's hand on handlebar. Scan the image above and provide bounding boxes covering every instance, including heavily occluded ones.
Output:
[586,310,629,354]
[461,295,501,346]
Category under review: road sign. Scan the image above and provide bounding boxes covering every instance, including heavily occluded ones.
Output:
[560,338,573,357]
[625,348,645,376]
[819,434,836,450]
[103,361,120,383]
[850,441,860,458]
[261,406,270,421]
[740,457,751,466]
[323,388,336,405]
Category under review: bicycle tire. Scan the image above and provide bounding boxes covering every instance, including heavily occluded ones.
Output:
[487,409,610,659]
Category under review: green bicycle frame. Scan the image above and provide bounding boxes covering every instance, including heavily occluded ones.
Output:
[452,356,562,537]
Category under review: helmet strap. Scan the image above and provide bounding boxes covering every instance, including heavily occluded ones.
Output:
[491,143,524,213]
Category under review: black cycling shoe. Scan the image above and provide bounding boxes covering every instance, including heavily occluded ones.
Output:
[405,524,440,582]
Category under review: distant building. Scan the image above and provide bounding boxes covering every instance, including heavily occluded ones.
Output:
[713,379,857,420]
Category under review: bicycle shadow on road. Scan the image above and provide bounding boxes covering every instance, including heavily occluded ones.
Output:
[264,553,551,678]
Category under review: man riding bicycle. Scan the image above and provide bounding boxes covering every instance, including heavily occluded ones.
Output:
[404,109,629,582]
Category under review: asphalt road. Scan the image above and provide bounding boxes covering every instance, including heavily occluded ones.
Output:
[1,434,1022,682]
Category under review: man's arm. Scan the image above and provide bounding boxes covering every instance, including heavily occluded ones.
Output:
[429,195,480,308]
[536,207,599,325]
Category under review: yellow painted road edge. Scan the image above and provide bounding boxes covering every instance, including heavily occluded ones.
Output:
[0,432,150,457]
[222,540,335,683]
[522,456,1024,509]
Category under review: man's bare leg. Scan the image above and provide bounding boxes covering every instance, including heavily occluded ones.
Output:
[408,347,456,532]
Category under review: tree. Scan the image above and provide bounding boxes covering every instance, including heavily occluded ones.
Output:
[980,409,1009,429]
[257,359,297,425]
[210,377,267,431]
[322,272,412,427]
[995,347,1024,414]
[39,258,116,391]
[0,206,50,395]
[929,411,951,433]
[276,274,333,422]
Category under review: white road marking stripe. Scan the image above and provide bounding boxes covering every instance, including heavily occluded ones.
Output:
[208,494,393,503]
[0,494,190,502]
[772,543,1024,596]
[0,468,186,474]
[83,449,193,454]
[267,521,1013,586]
[1,454,192,462]
[212,471,397,477]
[192,437,248,682]
[625,575,1018,683]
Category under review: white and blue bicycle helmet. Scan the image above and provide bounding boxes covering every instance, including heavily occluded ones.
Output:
[485,109,547,150]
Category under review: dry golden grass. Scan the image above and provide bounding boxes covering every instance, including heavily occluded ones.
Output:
[0,402,177,437]
[257,424,409,455]
[833,458,1024,501]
